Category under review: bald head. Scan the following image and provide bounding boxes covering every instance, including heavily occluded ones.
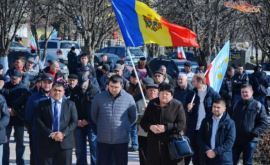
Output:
[177,73,188,89]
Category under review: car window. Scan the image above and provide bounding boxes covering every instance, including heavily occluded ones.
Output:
[100,48,109,53]
[108,48,116,54]
[60,42,80,49]
[39,42,45,49]
[116,48,124,56]
[129,48,144,56]
[167,63,178,77]
[39,41,57,49]
[10,42,24,48]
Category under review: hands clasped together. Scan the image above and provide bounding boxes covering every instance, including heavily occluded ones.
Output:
[150,124,165,134]
[50,132,65,142]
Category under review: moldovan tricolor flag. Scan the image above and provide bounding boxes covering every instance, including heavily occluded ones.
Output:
[30,31,37,50]
[177,47,186,59]
[205,41,230,92]
[111,0,200,48]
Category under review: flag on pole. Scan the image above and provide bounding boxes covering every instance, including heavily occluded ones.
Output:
[111,0,200,48]
[177,47,186,59]
[30,31,37,50]
[205,41,230,92]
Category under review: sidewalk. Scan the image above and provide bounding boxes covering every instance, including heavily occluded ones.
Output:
[8,130,140,165]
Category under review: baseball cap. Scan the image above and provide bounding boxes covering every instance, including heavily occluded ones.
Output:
[116,60,125,65]
[68,74,78,79]
[130,71,141,78]
[9,69,22,79]
[146,83,158,89]
[27,57,35,63]
[102,64,110,71]
[78,73,89,87]
[154,70,163,75]
[0,75,6,81]
[140,57,146,61]
[113,64,122,71]
[41,73,54,82]
[142,77,154,85]
[184,62,191,67]
[80,66,90,71]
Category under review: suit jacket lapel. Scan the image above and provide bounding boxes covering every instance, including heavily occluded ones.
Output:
[60,99,66,130]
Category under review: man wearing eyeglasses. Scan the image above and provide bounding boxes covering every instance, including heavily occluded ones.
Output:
[153,70,164,85]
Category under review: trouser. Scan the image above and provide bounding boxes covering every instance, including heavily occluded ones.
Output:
[32,130,40,165]
[3,125,25,165]
[129,124,138,149]
[39,141,72,165]
[232,141,258,165]
[75,126,97,165]
[138,136,147,165]
[185,131,200,165]
[97,142,128,165]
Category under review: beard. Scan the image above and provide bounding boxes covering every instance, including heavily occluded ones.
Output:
[40,87,51,94]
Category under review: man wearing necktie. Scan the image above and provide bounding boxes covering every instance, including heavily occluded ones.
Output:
[35,82,78,165]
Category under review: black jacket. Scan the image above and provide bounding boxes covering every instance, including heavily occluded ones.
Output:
[13,86,38,121]
[67,50,79,73]
[233,72,249,95]
[184,85,220,142]
[2,82,28,126]
[140,98,186,165]
[174,83,193,106]
[65,86,74,99]
[197,112,236,165]
[0,94,9,144]
[249,71,269,96]
[35,99,78,149]
[219,75,234,109]
[228,98,268,145]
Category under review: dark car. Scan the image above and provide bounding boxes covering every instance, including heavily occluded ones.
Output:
[98,46,145,66]
[164,51,196,61]
[94,53,121,65]
[149,58,198,86]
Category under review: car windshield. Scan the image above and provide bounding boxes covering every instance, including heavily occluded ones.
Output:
[129,48,144,56]
[60,42,80,49]
[10,42,25,48]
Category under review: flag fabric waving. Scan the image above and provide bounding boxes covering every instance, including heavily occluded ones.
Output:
[30,31,37,50]
[205,41,230,92]
[177,47,186,59]
[111,0,200,48]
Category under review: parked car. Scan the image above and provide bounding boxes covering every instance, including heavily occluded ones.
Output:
[0,41,27,52]
[94,53,121,65]
[148,58,198,86]
[162,51,196,61]
[98,46,145,66]
[39,39,81,64]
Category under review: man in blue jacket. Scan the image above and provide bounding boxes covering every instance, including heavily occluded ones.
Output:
[197,98,236,165]
[184,73,220,165]
[228,84,268,165]
[91,75,137,165]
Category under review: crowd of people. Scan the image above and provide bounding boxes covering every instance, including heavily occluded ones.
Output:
[0,46,268,165]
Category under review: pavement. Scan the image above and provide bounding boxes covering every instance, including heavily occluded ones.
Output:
[8,130,140,165]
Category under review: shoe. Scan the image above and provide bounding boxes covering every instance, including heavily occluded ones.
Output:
[128,147,138,152]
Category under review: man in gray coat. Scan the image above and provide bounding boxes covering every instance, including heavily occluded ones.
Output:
[91,75,137,165]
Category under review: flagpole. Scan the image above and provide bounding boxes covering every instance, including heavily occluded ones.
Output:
[127,47,147,106]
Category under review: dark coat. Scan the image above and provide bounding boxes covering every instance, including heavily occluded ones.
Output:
[140,98,186,165]
[0,94,9,144]
[127,83,141,98]
[219,75,234,109]
[2,82,28,126]
[184,85,220,142]
[233,72,249,95]
[249,71,269,96]
[195,67,205,74]
[42,66,65,82]
[35,99,78,149]
[174,83,193,106]
[64,86,74,99]
[67,50,79,74]
[228,98,268,145]
[197,112,236,165]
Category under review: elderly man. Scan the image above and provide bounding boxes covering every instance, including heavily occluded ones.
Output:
[42,60,65,82]
[159,65,174,86]
[174,73,193,106]
[116,60,131,80]
[65,74,78,99]
[153,70,164,85]
[112,64,130,91]
[5,56,29,85]
[180,62,195,83]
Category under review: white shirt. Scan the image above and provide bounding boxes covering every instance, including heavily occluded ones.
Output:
[196,86,207,130]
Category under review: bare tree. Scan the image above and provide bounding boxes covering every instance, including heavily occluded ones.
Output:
[57,0,117,62]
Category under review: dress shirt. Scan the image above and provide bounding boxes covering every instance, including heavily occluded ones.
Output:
[51,97,63,131]
[211,114,223,149]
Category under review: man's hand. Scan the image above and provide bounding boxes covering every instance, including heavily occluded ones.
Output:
[156,125,165,133]
[81,119,89,126]
[187,103,195,112]
[77,120,83,127]
[50,132,58,139]
[150,125,161,134]
[206,150,216,158]
[54,132,65,142]
[8,108,16,116]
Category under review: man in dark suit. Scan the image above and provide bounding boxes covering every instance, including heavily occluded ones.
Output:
[35,82,78,165]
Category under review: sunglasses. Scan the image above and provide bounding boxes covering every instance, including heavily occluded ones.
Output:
[154,75,161,78]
